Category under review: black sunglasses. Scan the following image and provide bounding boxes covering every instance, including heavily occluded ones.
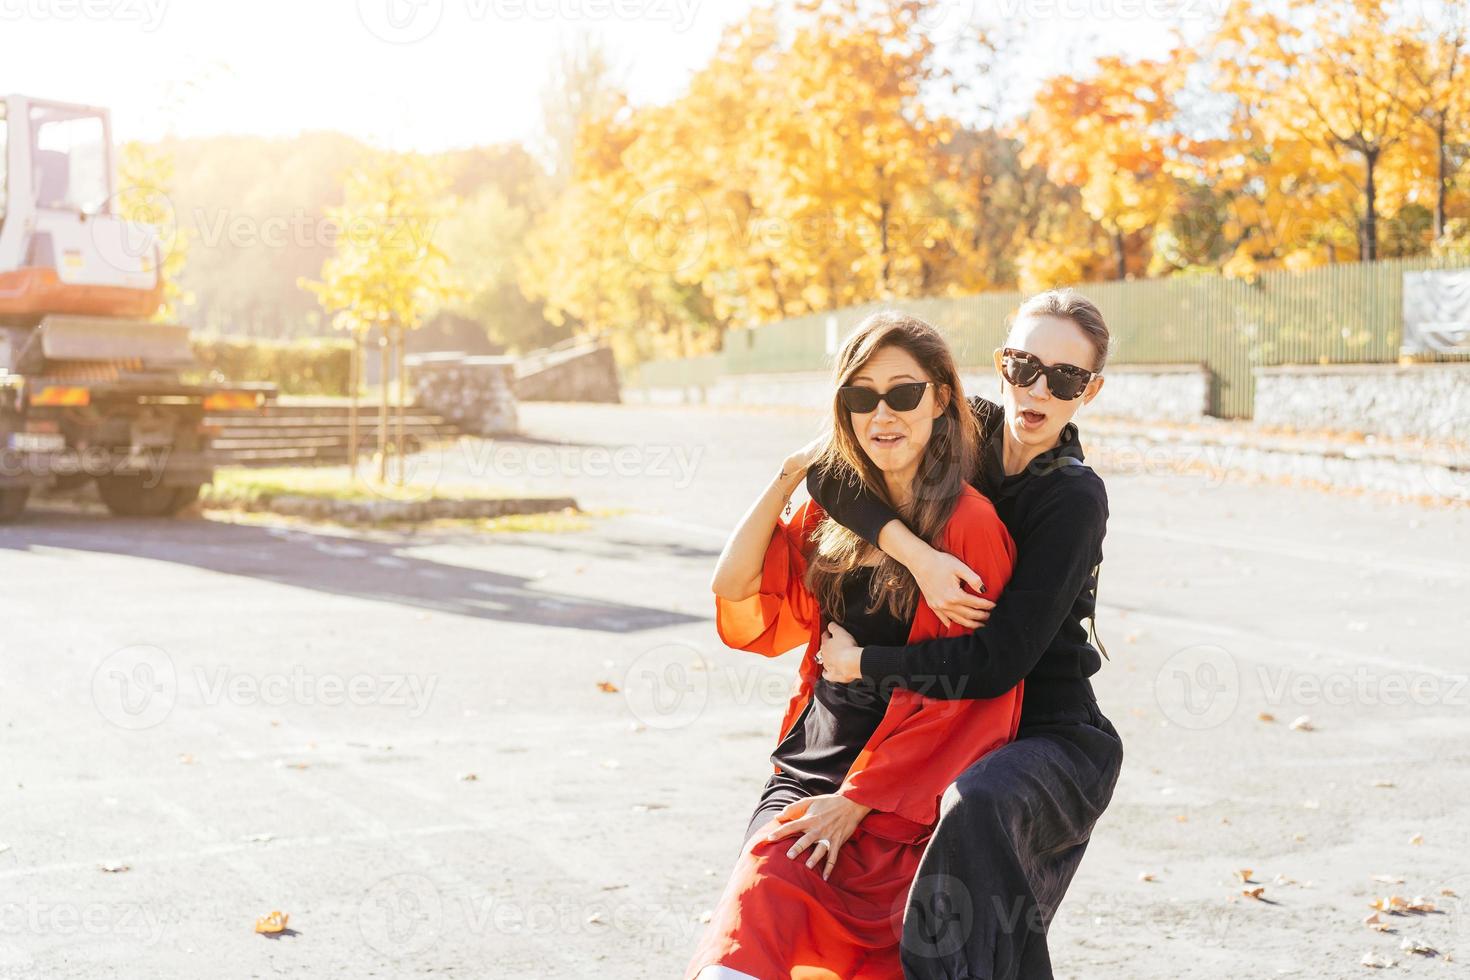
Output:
[1000,348,1097,400]
[838,381,932,413]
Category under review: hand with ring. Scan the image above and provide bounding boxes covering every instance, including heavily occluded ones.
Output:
[764,793,872,880]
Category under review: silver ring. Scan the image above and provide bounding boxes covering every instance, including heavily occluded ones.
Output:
[815,652,824,664]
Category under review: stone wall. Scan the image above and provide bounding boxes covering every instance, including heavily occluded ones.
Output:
[405,353,519,436]
[626,363,1214,423]
[1254,363,1470,440]
[515,342,621,403]
[1085,364,1212,423]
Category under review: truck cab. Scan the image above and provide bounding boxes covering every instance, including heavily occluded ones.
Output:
[0,95,270,522]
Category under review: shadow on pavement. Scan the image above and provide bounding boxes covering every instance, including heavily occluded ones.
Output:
[0,508,703,634]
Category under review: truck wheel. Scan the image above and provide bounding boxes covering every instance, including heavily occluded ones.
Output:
[172,484,203,511]
[0,487,29,523]
[97,475,194,517]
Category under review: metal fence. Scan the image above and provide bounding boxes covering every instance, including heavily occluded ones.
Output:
[633,257,1470,417]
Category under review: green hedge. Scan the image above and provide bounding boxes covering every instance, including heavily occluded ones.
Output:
[189,337,353,396]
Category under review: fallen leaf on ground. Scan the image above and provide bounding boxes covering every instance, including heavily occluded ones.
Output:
[1257,712,1275,723]
[1408,833,1423,846]
[1400,936,1438,956]
[1361,951,1394,968]
[596,681,619,693]
[254,911,289,934]
[1242,886,1266,900]
[1138,871,1157,882]
[1371,874,1405,885]
[458,772,478,782]
[1233,869,1255,883]
[1288,715,1315,731]
[1371,780,1395,788]
[99,862,129,873]
[1363,913,1392,933]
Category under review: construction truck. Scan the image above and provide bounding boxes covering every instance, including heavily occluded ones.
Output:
[0,95,271,522]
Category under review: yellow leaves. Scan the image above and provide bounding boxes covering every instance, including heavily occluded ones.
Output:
[1016,53,1184,276]
[521,0,961,356]
[253,910,289,935]
[300,152,462,338]
[117,142,190,322]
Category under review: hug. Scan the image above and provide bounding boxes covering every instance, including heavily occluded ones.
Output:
[692,290,1125,980]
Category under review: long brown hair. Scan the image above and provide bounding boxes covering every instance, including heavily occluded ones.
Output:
[806,311,979,623]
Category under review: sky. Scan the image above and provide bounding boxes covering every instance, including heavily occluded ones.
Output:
[2,0,1198,152]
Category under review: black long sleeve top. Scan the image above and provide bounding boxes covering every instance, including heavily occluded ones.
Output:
[806,396,1109,724]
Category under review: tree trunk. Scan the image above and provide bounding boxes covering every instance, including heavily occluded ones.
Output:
[348,332,361,480]
[394,328,406,487]
[1436,117,1449,241]
[376,330,390,483]
[1362,148,1379,262]
[878,199,892,294]
[1114,229,1127,280]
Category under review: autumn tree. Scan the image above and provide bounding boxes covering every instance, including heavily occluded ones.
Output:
[1388,0,1470,241]
[300,152,460,482]
[1018,53,1184,281]
[1212,0,1417,264]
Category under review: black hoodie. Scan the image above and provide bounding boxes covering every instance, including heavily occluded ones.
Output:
[806,395,1108,724]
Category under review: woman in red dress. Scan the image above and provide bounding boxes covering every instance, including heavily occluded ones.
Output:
[689,311,1025,980]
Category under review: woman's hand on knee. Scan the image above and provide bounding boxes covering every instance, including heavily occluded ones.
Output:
[764,794,872,880]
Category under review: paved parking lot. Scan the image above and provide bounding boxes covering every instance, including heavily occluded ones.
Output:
[1,402,1466,978]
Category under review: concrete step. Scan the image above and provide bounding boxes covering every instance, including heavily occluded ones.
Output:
[1083,416,1469,504]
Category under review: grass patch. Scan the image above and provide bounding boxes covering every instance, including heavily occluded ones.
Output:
[202,466,515,505]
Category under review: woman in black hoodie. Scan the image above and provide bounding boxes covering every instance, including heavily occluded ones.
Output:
[804,288,1124,980]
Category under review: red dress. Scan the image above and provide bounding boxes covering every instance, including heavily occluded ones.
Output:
[685,487,1023,979]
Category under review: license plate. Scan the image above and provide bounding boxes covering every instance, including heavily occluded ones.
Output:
[8,432,66,453]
